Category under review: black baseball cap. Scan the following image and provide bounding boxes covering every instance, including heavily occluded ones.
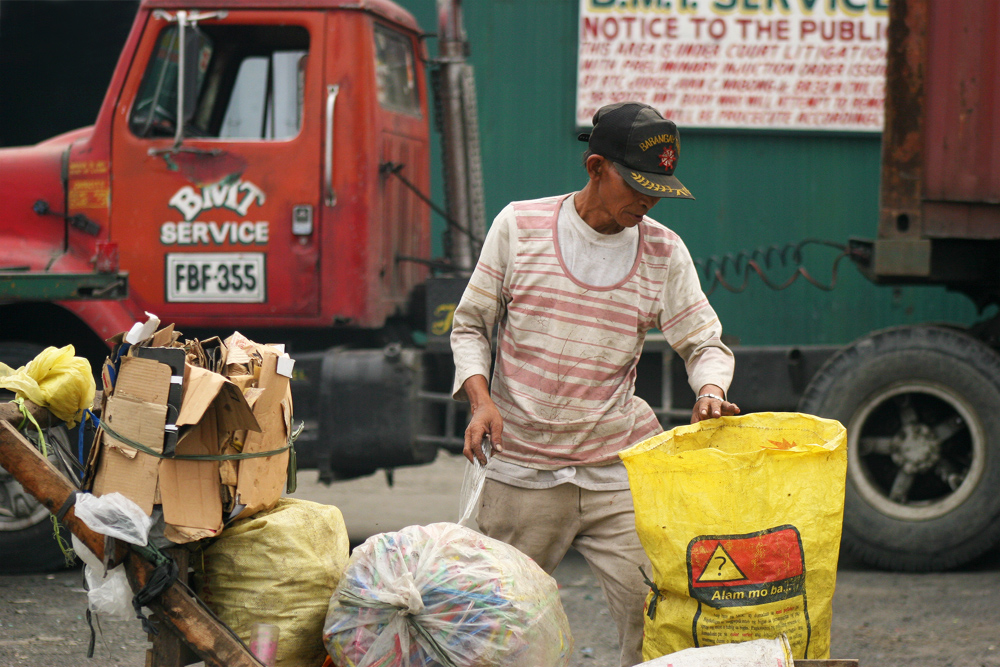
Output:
[578,102,694,199]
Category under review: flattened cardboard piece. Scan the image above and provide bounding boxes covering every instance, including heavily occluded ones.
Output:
[101,395,168,457]
[150,324,176,348]
[164,524,218,545]
[92,395,168,514]
[234,349,291,520]
[227,374,255,392]
[132,347,186,456]
[227,332,267,376]
[242,387,265,407]
[177,364,260,435]
[115,356,171,403]
[225,331,255,355]
[91,440,157,514]
[159,405,223,533]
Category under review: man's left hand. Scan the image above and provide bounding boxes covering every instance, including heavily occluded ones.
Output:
[691,384,740,423]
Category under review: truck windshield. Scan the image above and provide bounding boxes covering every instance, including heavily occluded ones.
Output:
[130,26,213,138]
[130,24,309,141]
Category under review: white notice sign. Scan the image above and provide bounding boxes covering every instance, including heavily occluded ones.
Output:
[577,0,889,132]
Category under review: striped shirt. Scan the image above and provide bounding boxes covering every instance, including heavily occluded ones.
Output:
[451,194,734,469]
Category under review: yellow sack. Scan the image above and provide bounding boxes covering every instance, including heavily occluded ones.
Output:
[195,498,350,667]
[0,345,95,427]
[619,412,846,662]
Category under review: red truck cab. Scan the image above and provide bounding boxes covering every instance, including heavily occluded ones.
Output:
[1,0,430,343]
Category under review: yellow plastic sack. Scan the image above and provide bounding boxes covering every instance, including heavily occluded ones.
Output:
[0,345,95,427]
[619,412,847,662]
[195,498,350,667]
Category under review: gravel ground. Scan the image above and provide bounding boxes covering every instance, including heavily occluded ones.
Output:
[2,453,999,667]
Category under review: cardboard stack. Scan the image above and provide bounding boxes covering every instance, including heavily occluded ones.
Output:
[85,317,294,544]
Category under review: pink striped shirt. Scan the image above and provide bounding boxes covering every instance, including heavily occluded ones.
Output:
[451,194,734,468]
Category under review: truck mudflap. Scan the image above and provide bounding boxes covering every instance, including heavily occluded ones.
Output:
[291,344,439,482]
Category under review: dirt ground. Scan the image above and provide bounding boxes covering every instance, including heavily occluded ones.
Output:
[2,452,999,667]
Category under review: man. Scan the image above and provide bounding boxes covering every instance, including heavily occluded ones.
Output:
[450,102,739,666]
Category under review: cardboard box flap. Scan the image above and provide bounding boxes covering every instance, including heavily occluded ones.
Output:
[92,394,168,514]
[224,331,255,367]
[115,356,172,405]
[227,374,255,392]
[159,405,224,534]
[234,348,290,519]
[177,364,260,434]
[150,324,177,348]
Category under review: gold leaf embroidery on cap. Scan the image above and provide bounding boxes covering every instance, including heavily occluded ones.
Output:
[629,172,690,197]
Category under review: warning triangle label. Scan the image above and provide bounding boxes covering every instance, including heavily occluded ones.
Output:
[696,544,748,583]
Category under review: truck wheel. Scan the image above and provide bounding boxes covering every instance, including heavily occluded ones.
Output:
[798,326,1000,571]
[0,341,78,574]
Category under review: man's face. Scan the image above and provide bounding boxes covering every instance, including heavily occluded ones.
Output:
[597,160,661,230]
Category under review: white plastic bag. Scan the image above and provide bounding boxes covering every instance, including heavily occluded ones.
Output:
[74,492,154,546]
[640,635,793,666]
[457,437,491,526]
[71,535,135,621]
[324,522,573,667]
[85,565,135,621]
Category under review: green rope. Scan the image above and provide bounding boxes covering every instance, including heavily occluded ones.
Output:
[101,421,291,461]
[101,419,301,494]
[15,398,76,566]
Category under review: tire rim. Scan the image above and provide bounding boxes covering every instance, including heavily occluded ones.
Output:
[0,427,74,533]
[0,468,51,532]
[848,380,987,521]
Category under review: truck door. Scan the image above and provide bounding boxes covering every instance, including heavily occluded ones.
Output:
[110,10,325,325]
[320,11,430,328]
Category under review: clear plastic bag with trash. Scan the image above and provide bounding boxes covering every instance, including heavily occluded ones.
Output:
[324,522,573,667]
[74,492,154,546]
[71,534,135,621]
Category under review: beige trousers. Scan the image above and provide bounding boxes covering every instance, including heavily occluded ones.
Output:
[477,478,652,667]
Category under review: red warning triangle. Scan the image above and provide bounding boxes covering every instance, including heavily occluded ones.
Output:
[696,543,748,583]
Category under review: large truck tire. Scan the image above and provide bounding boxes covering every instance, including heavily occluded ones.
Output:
[798,326,1000,571]
[0,341,78,574]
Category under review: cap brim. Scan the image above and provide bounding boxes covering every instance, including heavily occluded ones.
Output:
[612,162,694,199]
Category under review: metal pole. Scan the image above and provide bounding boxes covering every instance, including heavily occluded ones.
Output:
[173,12,187,149]
[437,0,473,272]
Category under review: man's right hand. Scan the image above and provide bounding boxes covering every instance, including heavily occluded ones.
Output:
[461,375,503,464]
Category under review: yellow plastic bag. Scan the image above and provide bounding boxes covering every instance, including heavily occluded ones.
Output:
[619,412,847,662]
[195,498,350,667]
[0,345,95,427]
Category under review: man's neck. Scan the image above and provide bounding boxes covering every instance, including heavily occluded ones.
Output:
[573,186,623,235]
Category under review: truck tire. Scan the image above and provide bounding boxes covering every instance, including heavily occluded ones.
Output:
[798,326,1000,571]
[0,341,78,574]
